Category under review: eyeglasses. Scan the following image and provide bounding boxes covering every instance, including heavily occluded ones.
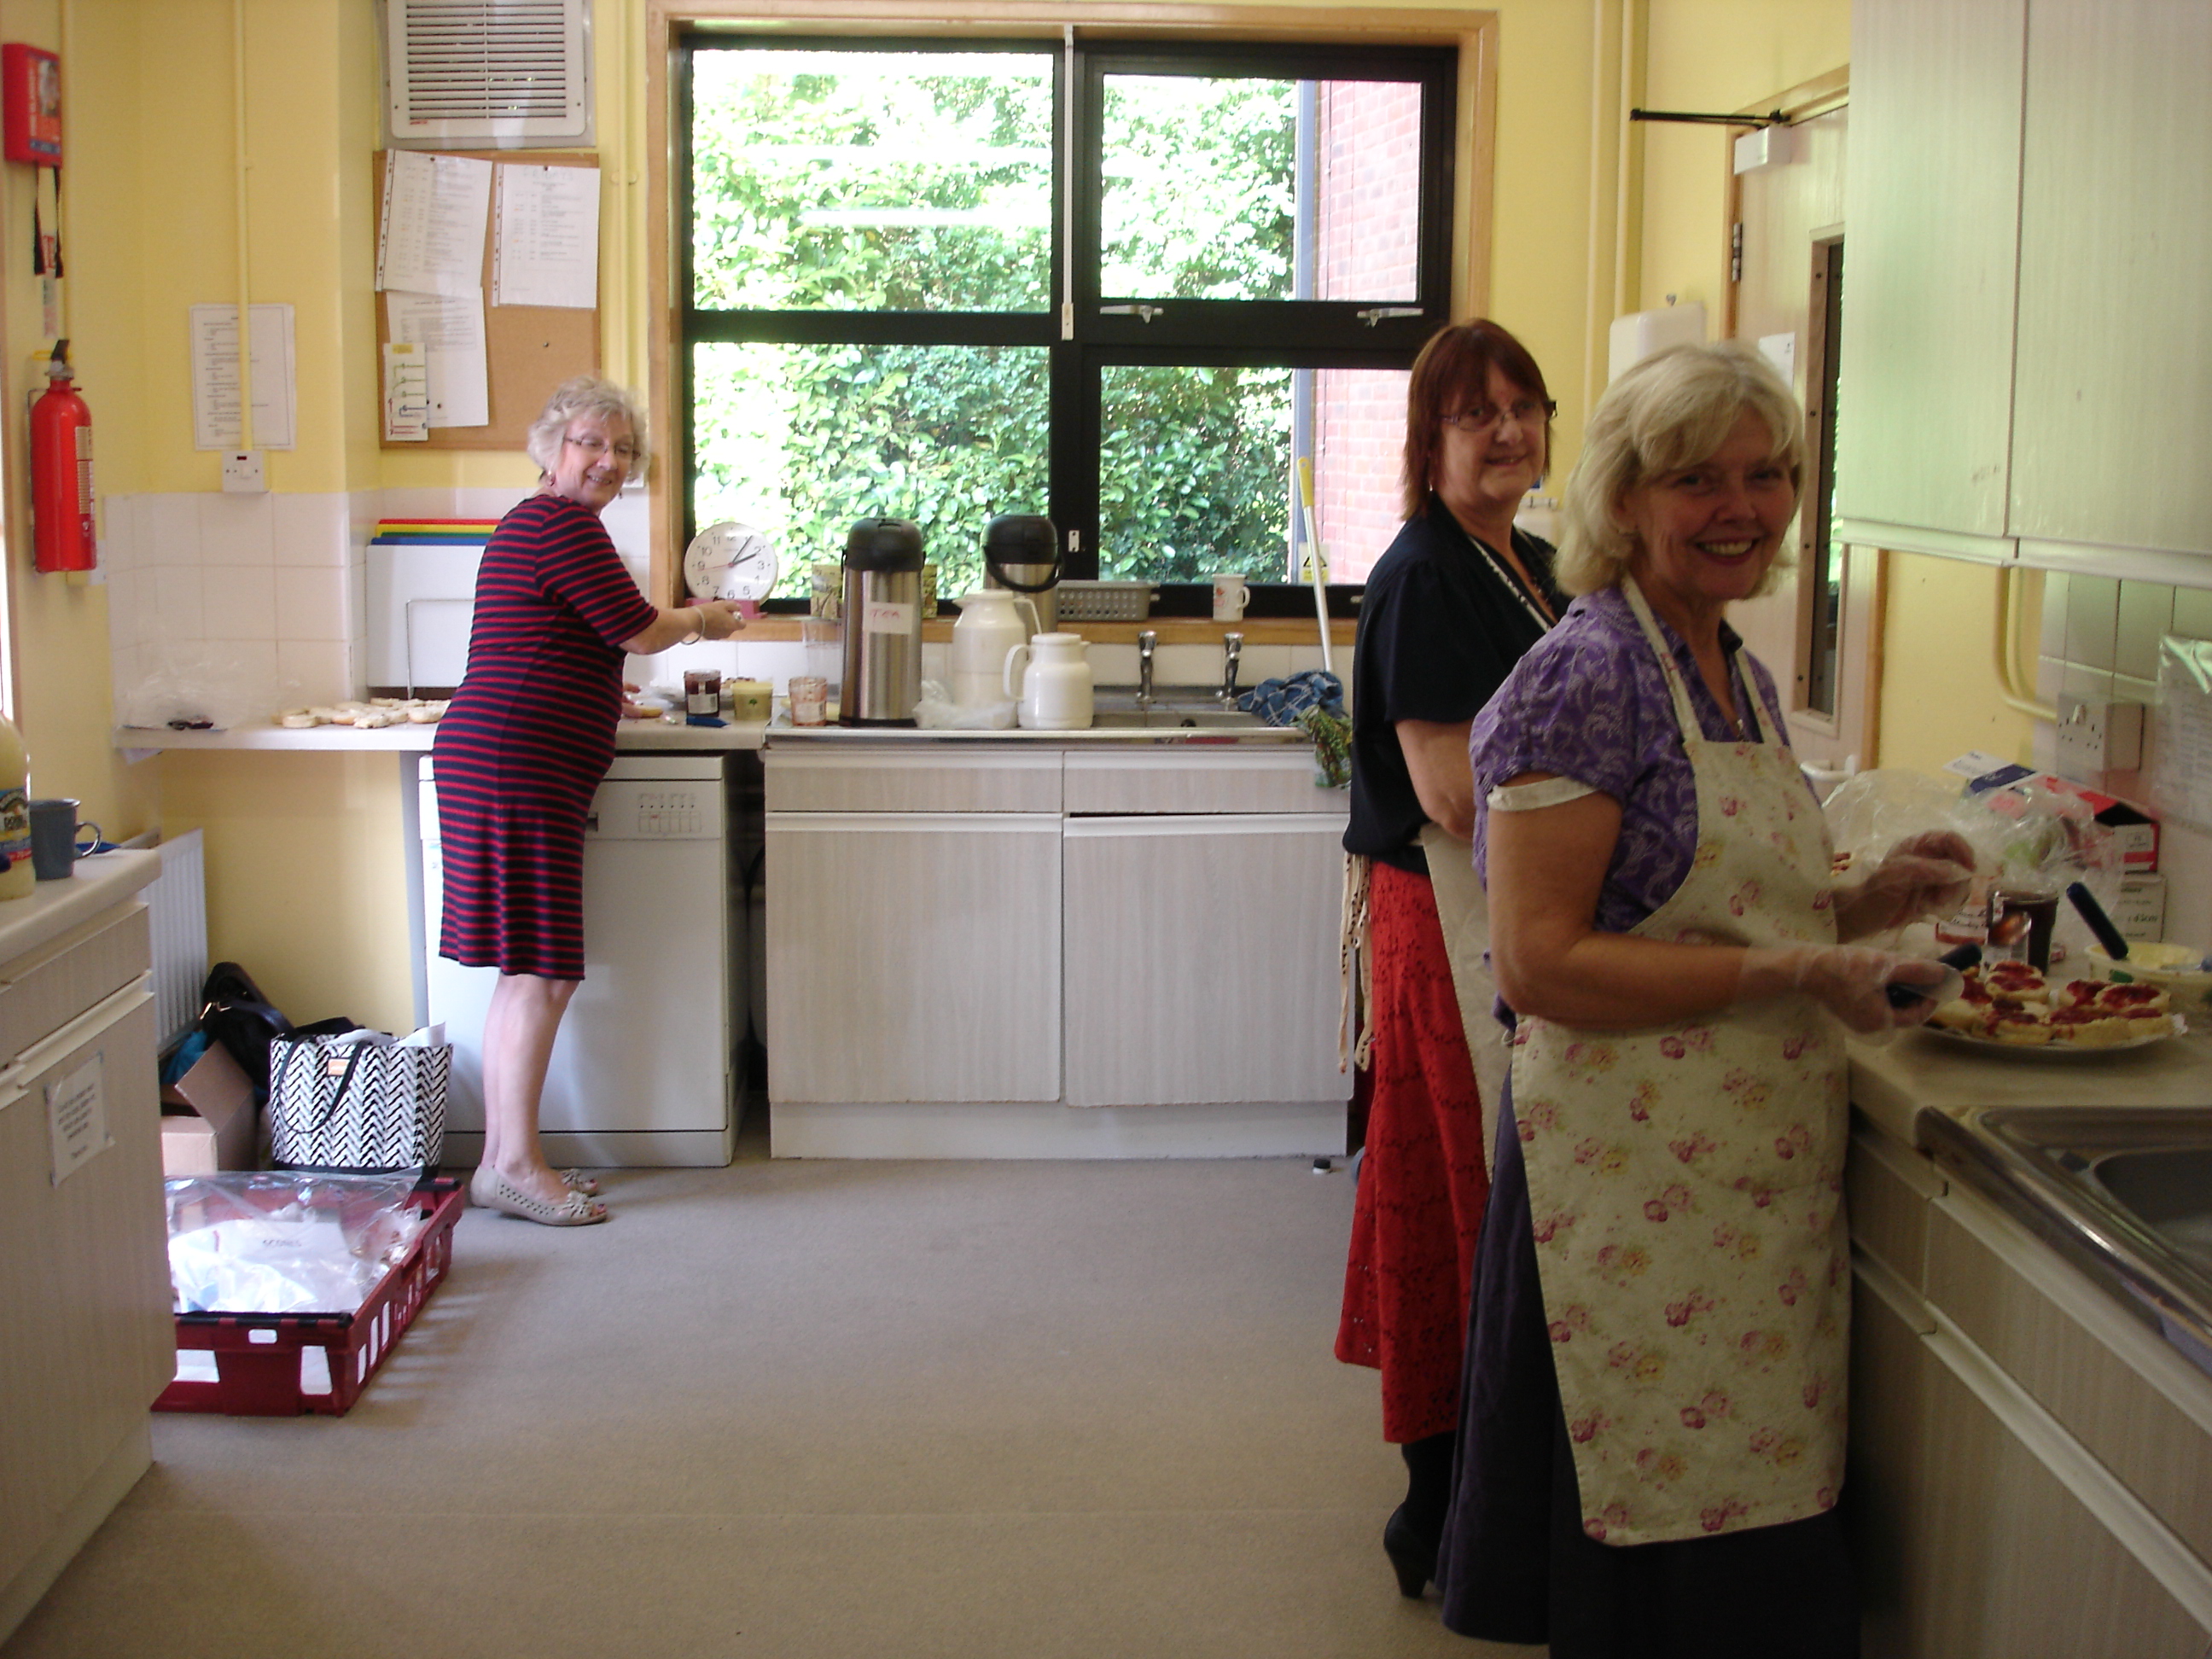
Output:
[1441,399,1556,434]
[565,433,639,463]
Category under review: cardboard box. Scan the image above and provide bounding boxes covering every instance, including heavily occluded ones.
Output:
[2112,874,2168,945]
[159,1043,255,1174]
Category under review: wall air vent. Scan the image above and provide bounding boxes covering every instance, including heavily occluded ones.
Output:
[384,0,592,149]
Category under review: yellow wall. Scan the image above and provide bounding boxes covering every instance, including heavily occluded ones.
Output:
[16,0,1889,1029]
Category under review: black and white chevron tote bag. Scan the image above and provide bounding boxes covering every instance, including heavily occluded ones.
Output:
[268,1033,450,1174]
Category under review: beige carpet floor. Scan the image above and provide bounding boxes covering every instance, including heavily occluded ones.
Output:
[6,1120,1543,1659]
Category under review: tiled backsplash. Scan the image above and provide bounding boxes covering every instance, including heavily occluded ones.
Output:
[2034,569,2212,947]
[102,486,650,726]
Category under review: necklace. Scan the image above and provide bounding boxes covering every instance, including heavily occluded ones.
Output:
[1452,515,1558,633]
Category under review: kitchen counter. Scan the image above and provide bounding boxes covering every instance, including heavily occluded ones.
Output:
[1848,1025,2212,1147]
[0,851,161,964]
[762,720,1308,746]
[114,720,771,753]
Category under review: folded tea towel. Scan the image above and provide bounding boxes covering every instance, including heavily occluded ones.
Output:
[1239,670,1350,789]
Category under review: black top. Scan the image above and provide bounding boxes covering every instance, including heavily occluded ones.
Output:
[1344,497,1563,874]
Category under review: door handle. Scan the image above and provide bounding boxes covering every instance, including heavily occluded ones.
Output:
[1357,306,1425,326]
[1099,304,1163,323]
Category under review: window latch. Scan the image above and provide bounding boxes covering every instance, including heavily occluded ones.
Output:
[1356,306,1424,326]
[1099,304,1163,323]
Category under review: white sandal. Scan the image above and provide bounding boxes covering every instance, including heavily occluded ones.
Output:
[471,1166,608,1226]
[560,1169,602,1196]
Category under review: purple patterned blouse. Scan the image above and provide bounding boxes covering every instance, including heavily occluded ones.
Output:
[1470,585,1806,936]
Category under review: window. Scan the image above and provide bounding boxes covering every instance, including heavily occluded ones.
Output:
[681,34,1459,604]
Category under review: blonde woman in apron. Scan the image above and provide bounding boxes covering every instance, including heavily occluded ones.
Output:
[1434,344,1973,1656]
[1336,321,1563,1598]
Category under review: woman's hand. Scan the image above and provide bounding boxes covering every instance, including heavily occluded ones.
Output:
[621,601,749,656]
[1742,945,1952,1033]
[1834,830,1976,940]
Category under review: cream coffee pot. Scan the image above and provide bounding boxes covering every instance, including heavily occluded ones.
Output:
[1003,632,1094,730]
[950,589,1039,708]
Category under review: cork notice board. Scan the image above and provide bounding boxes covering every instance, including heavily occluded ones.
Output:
[375,150,601,451]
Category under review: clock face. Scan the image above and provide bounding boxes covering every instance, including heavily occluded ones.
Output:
[684,521,779,602]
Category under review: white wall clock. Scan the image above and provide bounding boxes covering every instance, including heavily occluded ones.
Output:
[684,521,779,602]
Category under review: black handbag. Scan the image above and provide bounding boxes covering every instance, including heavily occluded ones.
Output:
[196,962,358,1103]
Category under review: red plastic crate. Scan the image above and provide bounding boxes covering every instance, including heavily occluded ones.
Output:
[155,1177,465,1417]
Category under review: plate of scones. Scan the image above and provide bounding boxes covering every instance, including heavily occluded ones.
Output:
[1924,960,2186,1053]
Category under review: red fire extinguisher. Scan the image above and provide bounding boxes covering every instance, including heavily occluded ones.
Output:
[31,338,94,573]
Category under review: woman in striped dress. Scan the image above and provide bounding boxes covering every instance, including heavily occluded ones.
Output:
[434,377,744,1225]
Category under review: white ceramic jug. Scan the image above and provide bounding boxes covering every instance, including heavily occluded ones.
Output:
[1003,632,1094,730]
[950,589,1038,707]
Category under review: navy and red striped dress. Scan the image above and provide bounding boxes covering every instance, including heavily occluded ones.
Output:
[433,492,658,981]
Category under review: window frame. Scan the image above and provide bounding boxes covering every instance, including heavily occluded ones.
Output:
[645,4,1501,614]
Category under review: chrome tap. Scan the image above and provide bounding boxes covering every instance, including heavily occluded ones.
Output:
[1220,632,1243,704]
[1137,630,1157,707]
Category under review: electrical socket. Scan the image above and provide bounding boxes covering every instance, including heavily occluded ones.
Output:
[2054,695,2145,777]
[221,451,266,492]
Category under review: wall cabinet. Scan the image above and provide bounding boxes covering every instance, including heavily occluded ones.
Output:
[1839,0,2212,570]
[2010,0,2212,554]
[1837,0,2026,547]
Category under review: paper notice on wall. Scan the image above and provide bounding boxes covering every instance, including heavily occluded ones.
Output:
[492,164,600,309]
[385,292,490,428]
[2152,635,2212,830]
[383,341,431,441]
[48,1053,109,1186]
[190,303,298,451]
[1758,332,1797,388]
[377,150,492,298]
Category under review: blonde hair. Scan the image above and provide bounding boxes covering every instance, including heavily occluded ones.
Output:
[525,375,650,481]
[1553,341,1806,597]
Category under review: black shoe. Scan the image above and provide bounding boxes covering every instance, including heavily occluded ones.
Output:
[1382,1503,1436,1598]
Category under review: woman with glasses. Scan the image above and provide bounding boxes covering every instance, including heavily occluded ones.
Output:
[1338,319,1563,1595]
[434,376,745,1225]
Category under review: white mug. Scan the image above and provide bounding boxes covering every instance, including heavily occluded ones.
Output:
[1210,573,1250,622]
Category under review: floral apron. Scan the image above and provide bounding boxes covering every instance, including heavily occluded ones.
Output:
[1509,578,1848,1547]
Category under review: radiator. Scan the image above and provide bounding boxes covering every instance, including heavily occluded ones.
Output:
[148,830,209,1049]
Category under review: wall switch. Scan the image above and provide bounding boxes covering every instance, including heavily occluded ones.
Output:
[222,451,266,492]
[2055,695,2145,777]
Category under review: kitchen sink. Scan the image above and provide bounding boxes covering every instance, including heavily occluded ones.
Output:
[1922,1105,2212,1376]
[1090,692,1271,731]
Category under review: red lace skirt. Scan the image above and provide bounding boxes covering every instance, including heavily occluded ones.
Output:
[1335,859,1492,1443]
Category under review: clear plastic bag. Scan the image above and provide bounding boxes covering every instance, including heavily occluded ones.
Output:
[165,1171,427,1314]
[914,679,1017,730]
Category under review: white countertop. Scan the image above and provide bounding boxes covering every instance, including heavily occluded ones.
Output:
[1848,1025,2212,1146]
[0,851,161,967]
[115,720,771,754]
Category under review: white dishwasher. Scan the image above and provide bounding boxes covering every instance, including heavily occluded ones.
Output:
[421,753,741,1167]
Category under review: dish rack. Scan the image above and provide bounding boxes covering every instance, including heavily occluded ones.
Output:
[1054,580,1154,621]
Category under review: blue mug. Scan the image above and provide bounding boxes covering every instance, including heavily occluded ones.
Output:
[28,798,102,881]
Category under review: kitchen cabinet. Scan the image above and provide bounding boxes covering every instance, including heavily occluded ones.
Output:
[1847,1122,2212,1656]
[1837,0,2025,551]
[2010,0,2212,555]
[1063,813,1345,1108]
[762,742,1348,1157]
[1840,0,2212,573]
[0,859,170,1645]
[765,750,1065,1113]
[766,811,1062,1105]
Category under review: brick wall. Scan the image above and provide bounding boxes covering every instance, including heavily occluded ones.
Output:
[1309,79,1421,584]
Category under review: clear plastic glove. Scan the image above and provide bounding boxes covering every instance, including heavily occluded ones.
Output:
[1834,830,1977,940]
[1742,944,1953,1033]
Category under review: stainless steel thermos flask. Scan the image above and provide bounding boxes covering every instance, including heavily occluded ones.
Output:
[981,513,1061,637]
[839,517,926,725]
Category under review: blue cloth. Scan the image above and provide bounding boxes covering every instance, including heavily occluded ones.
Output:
[1237,667,1344,725]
